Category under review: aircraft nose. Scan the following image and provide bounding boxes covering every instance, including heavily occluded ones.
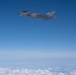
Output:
[17,12,23,16]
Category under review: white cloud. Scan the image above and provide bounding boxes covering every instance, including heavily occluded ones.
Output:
[0,67,76,75]
[70,70,76,75]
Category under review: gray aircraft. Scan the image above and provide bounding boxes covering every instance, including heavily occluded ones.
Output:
[18,11,56,20]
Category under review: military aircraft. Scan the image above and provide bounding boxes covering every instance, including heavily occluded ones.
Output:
[18,11,56,20]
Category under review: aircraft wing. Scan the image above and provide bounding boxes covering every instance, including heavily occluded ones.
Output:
[35,14,48,19]
[26,12,52,20]
[29,13,40,17]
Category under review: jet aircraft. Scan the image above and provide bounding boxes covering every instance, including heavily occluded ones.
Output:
[18,11,56,20]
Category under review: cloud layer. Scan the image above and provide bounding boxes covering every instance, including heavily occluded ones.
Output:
[0,67,76,75]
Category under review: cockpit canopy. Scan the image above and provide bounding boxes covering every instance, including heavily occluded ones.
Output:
[22,11,28,12]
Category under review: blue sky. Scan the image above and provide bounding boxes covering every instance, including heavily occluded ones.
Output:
[0,0,76,68]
